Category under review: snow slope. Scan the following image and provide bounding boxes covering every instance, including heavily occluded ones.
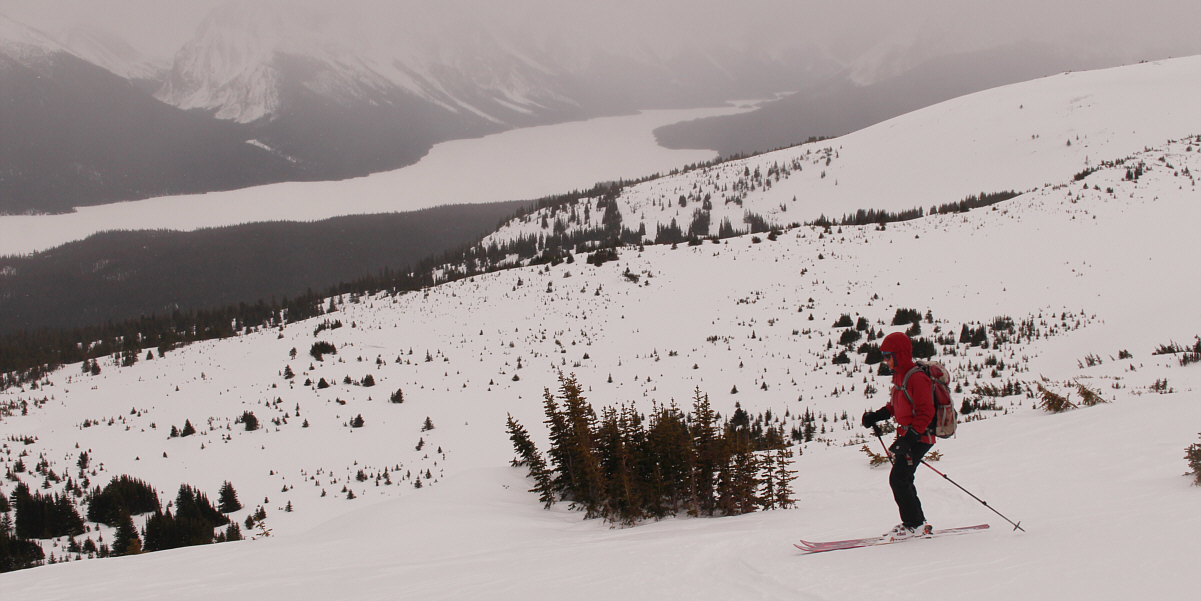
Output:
[486,57,1201,249]
[1,60,1199,600]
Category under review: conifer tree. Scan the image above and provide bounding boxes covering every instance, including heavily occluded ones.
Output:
[240,411,259,431]
[505,415,555,508]
[112,511,141,556]
[644,403,690,518]
[557,374,605,518]
[217,481,242,513]
[541,387,571,498]
[596,406,641,524]
[771,448,799,509]
[689,389,720,516]
[728,445,761,515]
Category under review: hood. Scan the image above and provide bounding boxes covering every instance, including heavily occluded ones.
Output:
[880,331,915,370]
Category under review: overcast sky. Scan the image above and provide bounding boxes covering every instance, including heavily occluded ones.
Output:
[5,0,1199,64]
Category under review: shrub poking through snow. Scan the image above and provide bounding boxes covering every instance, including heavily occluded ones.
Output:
[1075,382,1108,407]
[1187,435,1201,486]
[1036,381,1077,413]
[860,444,889,467]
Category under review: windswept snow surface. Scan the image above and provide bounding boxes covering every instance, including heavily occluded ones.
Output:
[2,59,1200,600]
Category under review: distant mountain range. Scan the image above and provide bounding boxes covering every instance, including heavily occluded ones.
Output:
[1,3,1190,216]
[0,6,816,215]
[0,14,308,214]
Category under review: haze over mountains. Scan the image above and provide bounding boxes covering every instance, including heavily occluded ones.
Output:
[3,0,1197,216]
[0,1,809,214]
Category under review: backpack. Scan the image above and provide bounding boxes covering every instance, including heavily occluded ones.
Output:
[899,360,958,439]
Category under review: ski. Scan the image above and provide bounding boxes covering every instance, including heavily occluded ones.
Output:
[795,524,989,553]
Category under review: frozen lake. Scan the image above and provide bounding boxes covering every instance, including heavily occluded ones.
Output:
[0,104,752,256]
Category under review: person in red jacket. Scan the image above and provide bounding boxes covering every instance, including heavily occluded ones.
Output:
[861,331,936,540]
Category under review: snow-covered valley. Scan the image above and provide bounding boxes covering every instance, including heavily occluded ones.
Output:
[0,104,745,257]
[1,58,1199,600]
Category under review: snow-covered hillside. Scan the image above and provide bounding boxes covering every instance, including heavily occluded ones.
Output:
[1,60,1199,599]
[486,57,1201,251]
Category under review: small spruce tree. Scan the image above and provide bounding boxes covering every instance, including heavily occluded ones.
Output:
[111,511,141,556]
[217,481,242,513]
[1187,435,1201,486]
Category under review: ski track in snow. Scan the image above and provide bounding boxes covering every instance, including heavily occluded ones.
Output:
[1,57,1199,600]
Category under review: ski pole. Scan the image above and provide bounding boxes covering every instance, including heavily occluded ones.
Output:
[872,425,893,465]
[919,460,1026,532]
[873,426,1025,532]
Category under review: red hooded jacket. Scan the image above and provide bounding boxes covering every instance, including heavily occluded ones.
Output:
[879,332,937,444]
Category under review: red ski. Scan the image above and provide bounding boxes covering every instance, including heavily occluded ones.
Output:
[795,524,989,554]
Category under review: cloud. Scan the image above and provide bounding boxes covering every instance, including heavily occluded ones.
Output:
[5,0,1198,65]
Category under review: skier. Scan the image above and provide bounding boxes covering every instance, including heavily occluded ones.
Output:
[861,331,936,540]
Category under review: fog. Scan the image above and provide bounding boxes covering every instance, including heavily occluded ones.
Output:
[7,0,1199,72]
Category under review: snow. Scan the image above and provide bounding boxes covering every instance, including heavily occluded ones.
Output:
[0,105,746,257]
[485,57,1201,251]
[1,57,1199,600]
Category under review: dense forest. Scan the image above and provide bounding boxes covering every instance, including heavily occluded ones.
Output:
[0,201,531,334]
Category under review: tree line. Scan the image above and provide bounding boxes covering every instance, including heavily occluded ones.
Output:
[807,190,1021,229]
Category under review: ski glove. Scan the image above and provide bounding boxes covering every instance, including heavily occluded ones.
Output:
[861,408,889,429]
[889,428,923,458]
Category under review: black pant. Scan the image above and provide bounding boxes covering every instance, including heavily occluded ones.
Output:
[889,442,933,527]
